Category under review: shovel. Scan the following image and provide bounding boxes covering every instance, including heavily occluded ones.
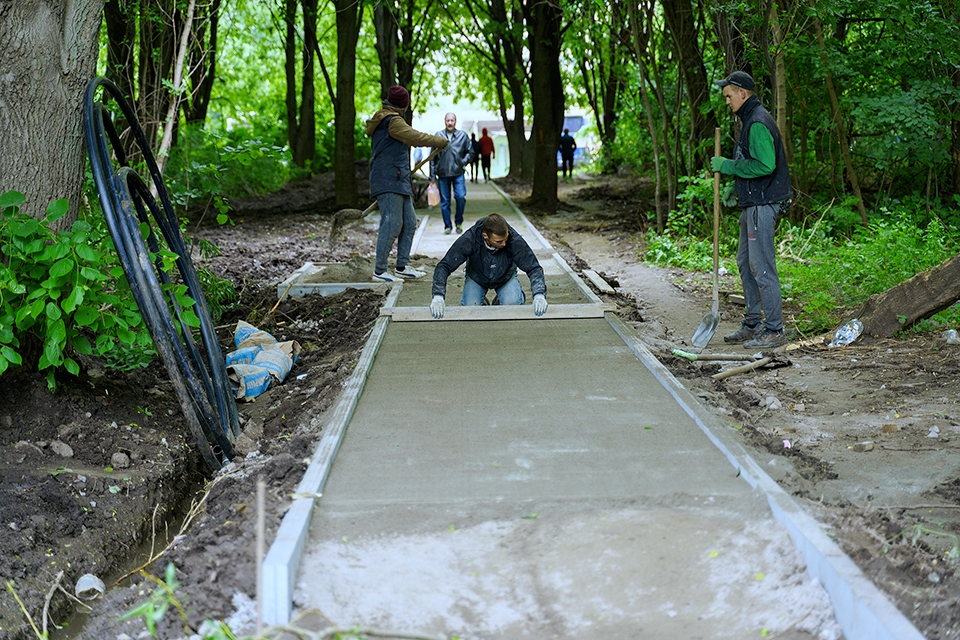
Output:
[691,128,722,348]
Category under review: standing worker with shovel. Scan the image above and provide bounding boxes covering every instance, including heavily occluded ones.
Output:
[711,71,792,350]
[366,86,449,282]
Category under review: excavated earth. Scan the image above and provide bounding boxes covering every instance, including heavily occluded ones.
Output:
[0,171,958,639]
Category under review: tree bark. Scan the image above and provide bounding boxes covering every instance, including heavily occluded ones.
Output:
[627,0,664,231]
[285,0,316,169]
[526,0,564,209]
[0,0,102,225]
[857,253,960,337]
[103,0,136,102]
[373,3,398,94]
[660,0,717,167]
[184,0,220,124]
[333,0,361,206]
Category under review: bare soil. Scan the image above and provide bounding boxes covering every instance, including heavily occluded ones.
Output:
[0,171,957,639]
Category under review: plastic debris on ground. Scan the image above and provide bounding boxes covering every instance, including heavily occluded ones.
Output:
[828,318,863,348]
[226,321,301,401]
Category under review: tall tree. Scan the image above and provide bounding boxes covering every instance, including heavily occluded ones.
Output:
[0,0,102,225]
[446,0,532,178]
[333,0,361,205]
[524,0,565,208]
[284,0,317,168]
[660,0,716,170]
[570,0,628,170]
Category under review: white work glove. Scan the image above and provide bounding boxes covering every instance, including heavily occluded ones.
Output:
[430,295,445,319]
[533,294,548,316]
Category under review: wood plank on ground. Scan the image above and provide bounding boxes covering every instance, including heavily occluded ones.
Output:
[381,304,613,322]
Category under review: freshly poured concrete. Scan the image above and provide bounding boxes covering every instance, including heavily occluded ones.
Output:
[294,320,840,637]
[269,182,921,639]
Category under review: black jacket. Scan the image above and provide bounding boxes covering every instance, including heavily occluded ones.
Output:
[733,95,792,207]
[432,218,546,298]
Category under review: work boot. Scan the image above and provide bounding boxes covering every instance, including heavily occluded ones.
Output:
[743,328,787,350]
[723,323,760,343]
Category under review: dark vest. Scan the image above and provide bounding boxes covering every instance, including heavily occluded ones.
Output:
[369,115,412,198]
[734,95,792,207]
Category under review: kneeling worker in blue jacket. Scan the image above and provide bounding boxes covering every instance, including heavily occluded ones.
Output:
[430,213,548,319]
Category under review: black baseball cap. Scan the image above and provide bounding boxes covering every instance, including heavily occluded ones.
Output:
[716,71,755,91]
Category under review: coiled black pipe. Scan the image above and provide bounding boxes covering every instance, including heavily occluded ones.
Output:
[82,77,239,470]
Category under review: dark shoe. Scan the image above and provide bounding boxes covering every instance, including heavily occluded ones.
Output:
[456,225,463,234]
[723,324,760,343]
[743,329,787,350]
[443,227,452,235]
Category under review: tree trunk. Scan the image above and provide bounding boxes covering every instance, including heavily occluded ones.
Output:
[660,0,717,167]
[526,0,564,209]
[184,0,220,124]
[138,1,177,154]
[857,253,960,337]
[333,0,361,206]
[0,0,101,226]
[373,3,398,95]
[627,0,663,231]
[286,0,316,169]
[811,4,867,225]
[103,0,136,102]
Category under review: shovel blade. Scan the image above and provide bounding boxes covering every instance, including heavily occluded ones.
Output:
[691,312,720,348]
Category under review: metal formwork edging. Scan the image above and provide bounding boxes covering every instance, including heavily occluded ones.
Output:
[261,284,403,625]
[605,313,925,640]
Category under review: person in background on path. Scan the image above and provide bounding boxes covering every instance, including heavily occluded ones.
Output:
[365,86,448,283]
[469,133,482,183]
[558,128,577,180]
[430,112,474,235]
[712,71,792,350]
[430,213,548,319]
[478,127,495,182]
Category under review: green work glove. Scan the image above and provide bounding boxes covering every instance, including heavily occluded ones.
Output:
[710,156,728,173]
[722,183,739,208]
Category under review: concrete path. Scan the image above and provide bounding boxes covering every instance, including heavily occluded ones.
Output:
[263,182,923,640]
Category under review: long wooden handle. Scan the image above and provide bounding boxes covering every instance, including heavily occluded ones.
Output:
[712,128,721,304]
[413,146,442,176]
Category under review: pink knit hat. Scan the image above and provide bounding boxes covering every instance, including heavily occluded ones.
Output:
[386,86,409,109]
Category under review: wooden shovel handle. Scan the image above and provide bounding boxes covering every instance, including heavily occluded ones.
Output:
[712,128,721,303]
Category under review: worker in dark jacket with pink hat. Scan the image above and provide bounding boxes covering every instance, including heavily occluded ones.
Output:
[365,86,448,282]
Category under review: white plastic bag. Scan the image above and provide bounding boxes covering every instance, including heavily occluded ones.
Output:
[427,182,440,207]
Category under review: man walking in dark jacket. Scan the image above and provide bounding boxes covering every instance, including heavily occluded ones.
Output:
[430,214,548,318]
[712,71,792,350]
[430,113,475,234]
[558,128,577,179]
[365,86,447,282]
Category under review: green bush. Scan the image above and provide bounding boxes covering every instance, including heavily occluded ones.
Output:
[0,191,154,388]
[779,209,957,333]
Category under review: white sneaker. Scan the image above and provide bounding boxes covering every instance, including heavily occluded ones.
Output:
[372,271,402,283]
[394,265,425,279]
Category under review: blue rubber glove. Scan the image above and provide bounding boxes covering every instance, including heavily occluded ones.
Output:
[710,156,727,173]
[533,294,548,316]
[430,295,445,319]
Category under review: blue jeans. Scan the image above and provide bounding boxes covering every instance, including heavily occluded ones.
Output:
[737,204,783,331]
[461,275,525,306]
[437,175,466,229]
[374,192,416,275]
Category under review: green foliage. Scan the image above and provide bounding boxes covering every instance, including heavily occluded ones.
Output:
[0,191,154,388]
[164,121,296,209]
[779,205,957,333]
[642,175,737,271]
[120,563,188,637]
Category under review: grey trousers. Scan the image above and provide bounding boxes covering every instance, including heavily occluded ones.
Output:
[737,204,783,331]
